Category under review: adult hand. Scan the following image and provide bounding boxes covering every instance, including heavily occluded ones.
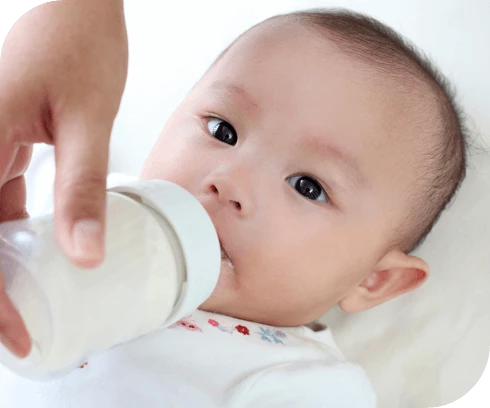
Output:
[0,0,128,357]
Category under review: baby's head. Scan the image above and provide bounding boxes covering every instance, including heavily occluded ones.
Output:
[141,10,467,326]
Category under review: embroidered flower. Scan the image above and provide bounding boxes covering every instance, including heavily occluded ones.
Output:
[208,319,219,327]
[169,316,202,332]
[169,315,192,329]
[236,325,250,335]
[217,320,234,333]
[208,318,234,333]
[186,323,201,332]
[274,330,286,339]
[78,362,88,369]
[257,327,272,342]
[256,327,285,344]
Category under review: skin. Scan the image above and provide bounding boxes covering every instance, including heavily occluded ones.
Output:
[141,20,430,327]
[0,0,127,357]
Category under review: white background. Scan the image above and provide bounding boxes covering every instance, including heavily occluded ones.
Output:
[1,1,489,408]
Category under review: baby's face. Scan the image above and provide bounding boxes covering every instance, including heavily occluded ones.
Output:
[141,21,422,326]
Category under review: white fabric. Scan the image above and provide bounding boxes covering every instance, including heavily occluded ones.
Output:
[0,310,376,407]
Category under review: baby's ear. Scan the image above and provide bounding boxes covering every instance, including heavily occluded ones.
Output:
[338,250,429,313]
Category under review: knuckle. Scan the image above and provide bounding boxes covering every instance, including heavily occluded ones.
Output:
[58,172,107,220]
[9,146,33,179]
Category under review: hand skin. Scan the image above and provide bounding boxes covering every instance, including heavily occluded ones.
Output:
[0,0,128,358]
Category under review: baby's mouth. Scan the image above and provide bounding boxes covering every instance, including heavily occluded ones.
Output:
[219,240,234,269]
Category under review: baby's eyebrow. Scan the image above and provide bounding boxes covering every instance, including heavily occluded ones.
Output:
[208,80,365,189]
[208,81,259,115]
[301,134,366,189]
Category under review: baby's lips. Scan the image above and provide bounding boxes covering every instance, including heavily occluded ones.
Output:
[218,237,229,258]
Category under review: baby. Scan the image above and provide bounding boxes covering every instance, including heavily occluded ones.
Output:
[0,8,467,408]
[141,10,466,325]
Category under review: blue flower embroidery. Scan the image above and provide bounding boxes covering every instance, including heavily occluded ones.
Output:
[217,325,234,334]
[256,327,286,344]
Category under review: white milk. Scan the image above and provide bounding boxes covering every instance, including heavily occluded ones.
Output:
[0,180,220,380]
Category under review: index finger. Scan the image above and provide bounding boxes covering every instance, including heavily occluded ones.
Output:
[0,288,31,358]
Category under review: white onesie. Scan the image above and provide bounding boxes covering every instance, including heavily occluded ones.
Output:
[0,309,376,407]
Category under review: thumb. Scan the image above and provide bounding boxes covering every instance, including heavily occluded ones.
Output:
[53,113,111,268]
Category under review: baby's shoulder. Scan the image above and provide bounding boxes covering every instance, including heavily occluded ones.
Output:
[226,358,377,408]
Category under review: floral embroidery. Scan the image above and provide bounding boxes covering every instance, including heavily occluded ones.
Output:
[169,315,202,332]
[78,362,88,369]
[256,327,286,344]
[236,325,250,335]
[274,330,286,338]
[208,318,233,333]
[208,319,219,327]
[218,321,234,334]
[169,314,287,344]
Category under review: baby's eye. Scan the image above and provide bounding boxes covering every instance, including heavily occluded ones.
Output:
[287,175,329,203]
[207,118,237,146]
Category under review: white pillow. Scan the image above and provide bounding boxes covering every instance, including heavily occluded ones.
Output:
[320,153,490,408]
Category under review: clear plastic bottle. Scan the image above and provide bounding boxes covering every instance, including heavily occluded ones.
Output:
[0,180,220,380]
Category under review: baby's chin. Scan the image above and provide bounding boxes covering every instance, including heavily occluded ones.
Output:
[198,263,321,327]
[199,260,239,307]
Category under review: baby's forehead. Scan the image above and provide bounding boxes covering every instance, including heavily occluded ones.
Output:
[218,18,433,106]
[214,20,393,96]
[203,17,436,161]
[214,35,416,125]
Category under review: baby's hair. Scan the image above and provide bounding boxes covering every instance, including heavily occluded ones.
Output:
[214,9,468,253]
[287,9,468,253]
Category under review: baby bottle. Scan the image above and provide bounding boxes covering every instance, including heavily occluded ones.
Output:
[0,180,220,380]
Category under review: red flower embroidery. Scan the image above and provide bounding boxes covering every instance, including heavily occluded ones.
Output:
[236,325,250,335]
[208,319,219,327]
[169,316,202,332]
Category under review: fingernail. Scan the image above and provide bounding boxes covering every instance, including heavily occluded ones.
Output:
[72,219,104,262]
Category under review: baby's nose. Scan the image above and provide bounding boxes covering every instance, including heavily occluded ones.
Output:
[210,183,242,211]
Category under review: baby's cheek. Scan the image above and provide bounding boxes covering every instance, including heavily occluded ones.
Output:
[140,155,192,191]
[217,263,241,292]
[202,264,240,305]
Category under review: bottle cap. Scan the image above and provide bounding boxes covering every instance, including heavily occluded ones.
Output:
[109,180,220,326]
